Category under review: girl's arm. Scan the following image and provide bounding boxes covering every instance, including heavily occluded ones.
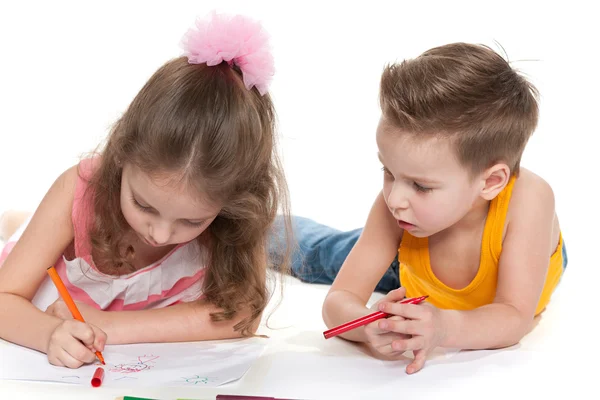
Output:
[49,248,268,344]
[71,299,258,344]
[322,191,403,342]
[0,166,79,352]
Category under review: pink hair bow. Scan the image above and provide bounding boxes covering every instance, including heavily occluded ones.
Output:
[182,12,275,95]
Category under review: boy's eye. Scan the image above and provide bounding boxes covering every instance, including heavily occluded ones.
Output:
[413,182,433,193]
[381,166,393,177]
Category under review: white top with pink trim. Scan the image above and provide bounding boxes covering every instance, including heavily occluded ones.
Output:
[0,158,206,311]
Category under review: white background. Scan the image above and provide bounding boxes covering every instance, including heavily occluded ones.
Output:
[1,0,598,399]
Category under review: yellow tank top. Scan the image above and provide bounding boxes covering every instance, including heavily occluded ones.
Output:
[398,177,564,316]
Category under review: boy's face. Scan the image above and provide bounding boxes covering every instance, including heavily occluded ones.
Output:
[376,117,483,238]
[120,164,221,248]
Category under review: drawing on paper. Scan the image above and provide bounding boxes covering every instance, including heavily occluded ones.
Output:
[1,337,267,387]
[110,354,159,374]
[182,374,219,385]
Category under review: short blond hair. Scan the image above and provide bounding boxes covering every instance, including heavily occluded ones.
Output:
[380,43,539,176]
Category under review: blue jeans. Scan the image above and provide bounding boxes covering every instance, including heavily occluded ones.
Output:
[268,216,400,293]
[269,216,568,293]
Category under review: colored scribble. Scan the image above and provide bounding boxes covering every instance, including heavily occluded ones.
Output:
[110,354,159,374]
[182,374,218,385]
[115,376,138,381]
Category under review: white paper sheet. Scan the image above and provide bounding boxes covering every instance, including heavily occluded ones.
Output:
[0,337,266,387]
[257,346,571,400]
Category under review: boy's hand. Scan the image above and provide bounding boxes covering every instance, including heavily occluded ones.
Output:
[363,287,411,360]
[377,300,447,374]
[46,320,106,368]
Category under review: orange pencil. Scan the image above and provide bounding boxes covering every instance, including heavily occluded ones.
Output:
[47,266,105,365]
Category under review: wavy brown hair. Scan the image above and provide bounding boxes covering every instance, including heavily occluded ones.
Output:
[86,57,292,336]
[380,43,539,176]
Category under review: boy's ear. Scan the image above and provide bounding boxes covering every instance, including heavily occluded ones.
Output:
[479,163,510,200]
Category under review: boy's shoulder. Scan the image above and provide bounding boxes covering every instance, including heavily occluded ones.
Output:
[512,168,554,199]
[508,167,556,220]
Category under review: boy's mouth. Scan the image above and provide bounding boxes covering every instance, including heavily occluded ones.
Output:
[397,220,416,230]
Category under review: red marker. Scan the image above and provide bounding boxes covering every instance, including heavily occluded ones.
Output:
[323,295,429,339]
[91,367,104,387]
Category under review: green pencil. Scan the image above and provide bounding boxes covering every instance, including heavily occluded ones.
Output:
[114,396,161,400]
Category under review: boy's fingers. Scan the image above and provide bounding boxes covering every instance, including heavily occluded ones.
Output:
[381,319,422,335]
[406,349,428,374]
[391,336,425,352]
[384,287,406,301]
[379,303,424,319]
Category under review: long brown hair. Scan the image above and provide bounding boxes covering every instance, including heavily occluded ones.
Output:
[87,57,292,335]
[379,43,539,176]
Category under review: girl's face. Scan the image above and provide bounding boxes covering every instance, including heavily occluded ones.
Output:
[120,164,221,247]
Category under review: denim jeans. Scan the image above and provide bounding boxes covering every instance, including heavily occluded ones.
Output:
[269,216,568,293]
[269,216,400,293]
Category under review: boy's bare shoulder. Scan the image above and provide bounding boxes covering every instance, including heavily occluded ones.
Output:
[513,168,554,199]
[509,168,556,218]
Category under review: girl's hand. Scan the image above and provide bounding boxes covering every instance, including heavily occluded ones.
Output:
[46,299,95,320]
[377,300,447,374]
[363,287,412,360]
[46,320,107,368]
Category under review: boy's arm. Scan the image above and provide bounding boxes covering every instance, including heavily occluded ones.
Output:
[381,174,559,373]
[322,190,403,342]
[439,174,558,349]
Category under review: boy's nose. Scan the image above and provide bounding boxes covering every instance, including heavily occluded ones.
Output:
[387,184,410,211]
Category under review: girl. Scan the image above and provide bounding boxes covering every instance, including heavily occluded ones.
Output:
[0,12,291,369]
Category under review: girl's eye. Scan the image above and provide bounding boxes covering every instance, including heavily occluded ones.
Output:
[182,220,204,228]
[132,197,154,213]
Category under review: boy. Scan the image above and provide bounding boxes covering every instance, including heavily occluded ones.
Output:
[285,43,566,374]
